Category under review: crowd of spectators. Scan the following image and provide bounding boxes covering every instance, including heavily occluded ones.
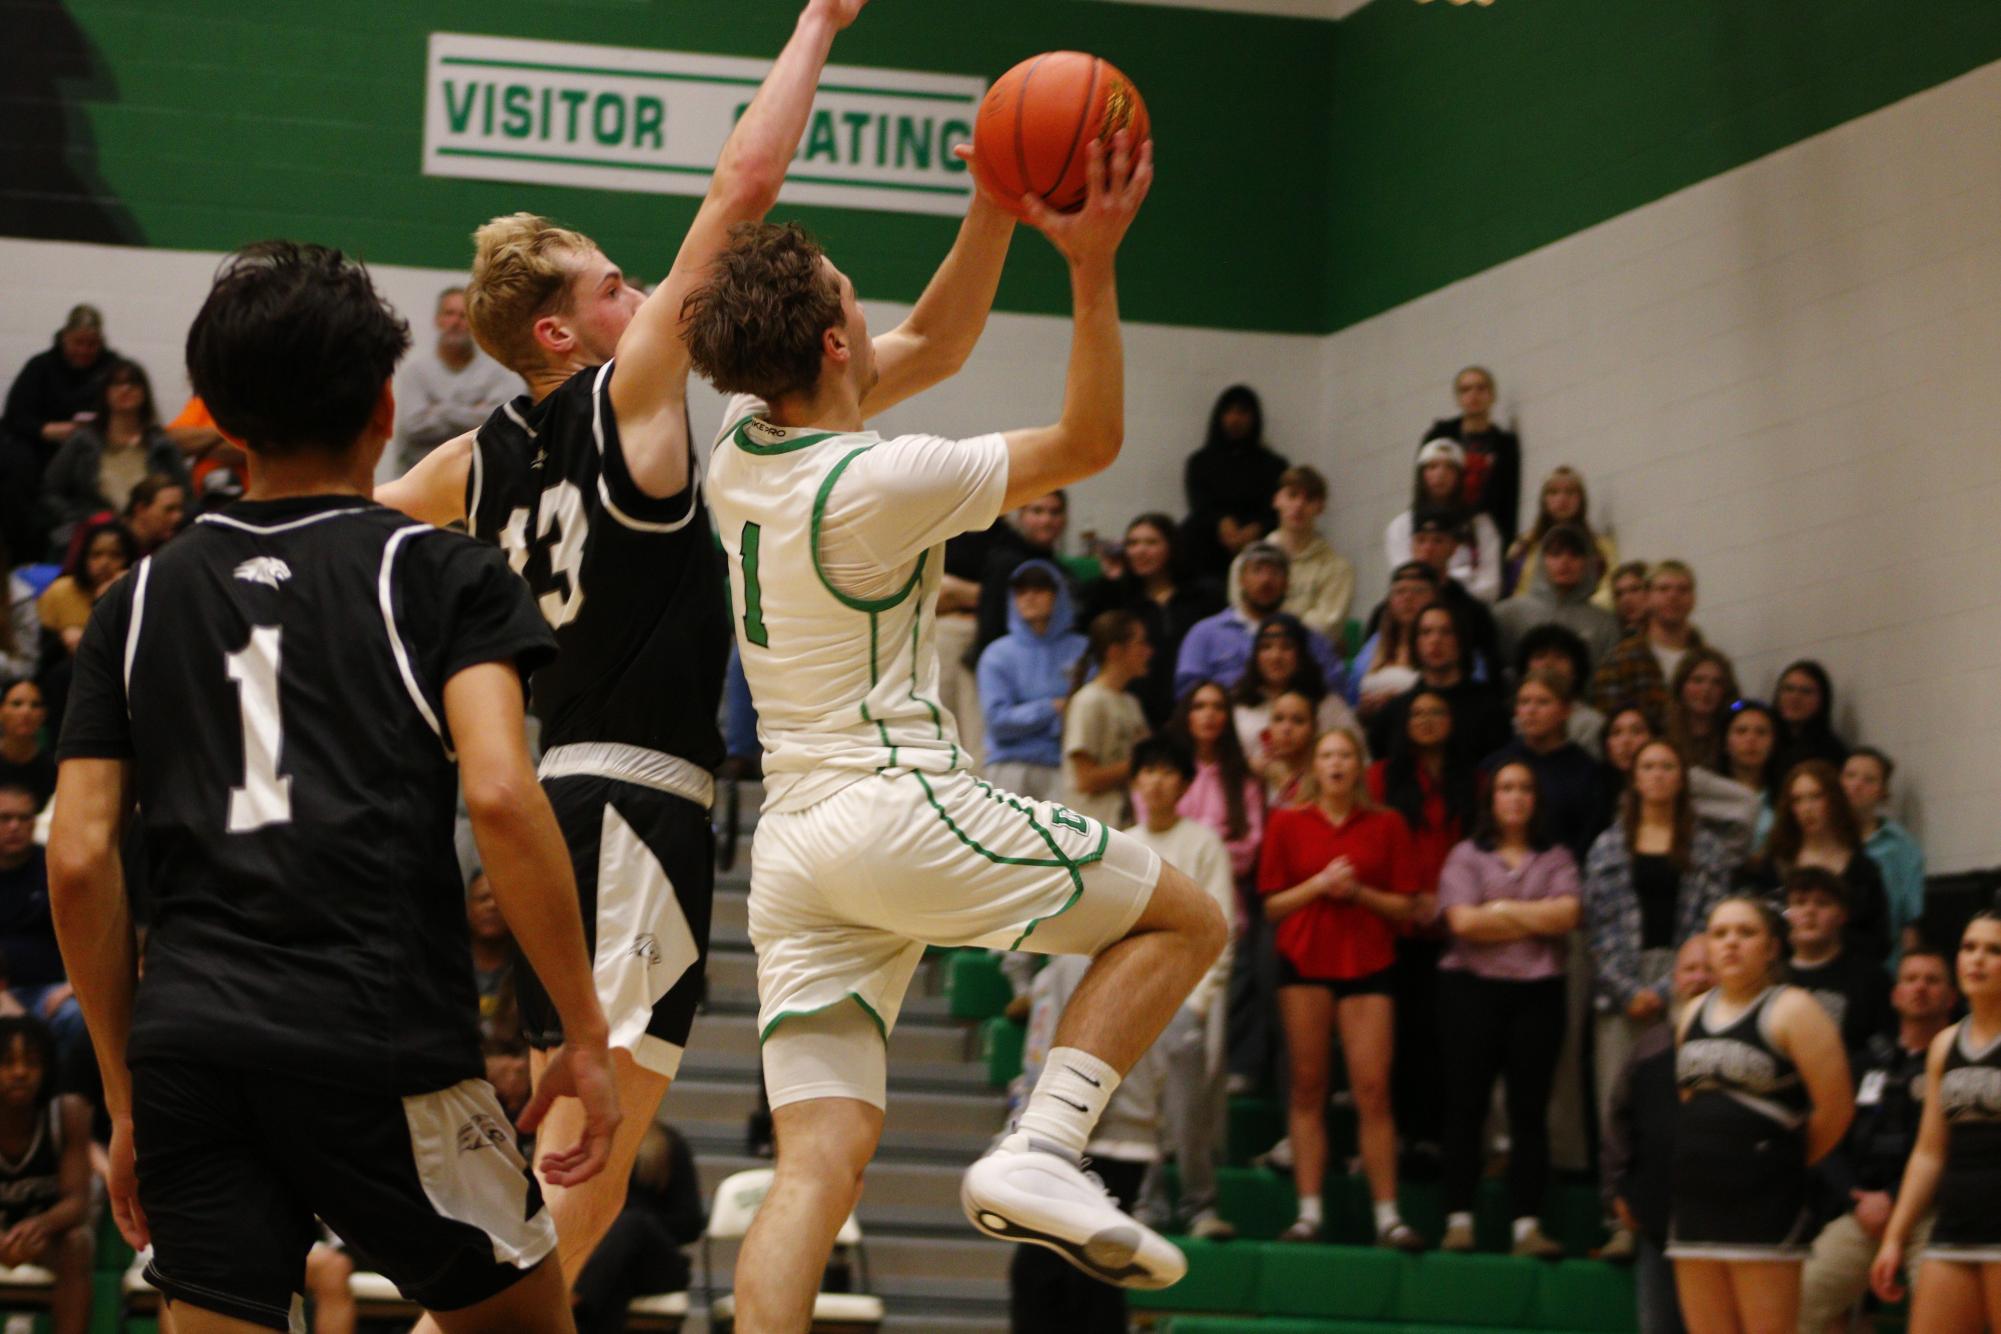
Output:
[942,376,1969,1332]
[0,294,1977,1332]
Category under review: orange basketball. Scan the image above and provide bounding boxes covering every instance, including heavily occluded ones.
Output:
[971,52,1150,219]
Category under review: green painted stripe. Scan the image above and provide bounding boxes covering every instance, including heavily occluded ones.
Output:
[435,145,711,176]
[440,55,975,104]
[434,147,968,196]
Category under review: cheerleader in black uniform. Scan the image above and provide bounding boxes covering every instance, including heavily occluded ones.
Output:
[1670,897,1853,1334]
[1872,910,2001,1331]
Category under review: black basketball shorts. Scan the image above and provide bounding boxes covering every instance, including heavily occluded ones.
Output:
[132,1060,554,1329]
[519,766,714,1077]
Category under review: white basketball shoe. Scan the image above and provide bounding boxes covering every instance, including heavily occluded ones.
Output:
[961,1132,1188,1290]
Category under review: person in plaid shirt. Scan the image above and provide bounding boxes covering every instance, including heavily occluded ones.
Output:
[1588,560,1706,718]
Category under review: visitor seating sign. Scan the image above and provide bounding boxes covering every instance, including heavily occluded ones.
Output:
[423,33,985,216]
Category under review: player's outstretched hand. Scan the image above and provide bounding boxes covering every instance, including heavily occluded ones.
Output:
[520,1039,622,1186]
[108,1115,150,1249]
[805,0,868,31]
[1020,130,1153,269]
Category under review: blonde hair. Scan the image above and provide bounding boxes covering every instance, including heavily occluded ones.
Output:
[466,212,595,373]
[1297,726,1373,807]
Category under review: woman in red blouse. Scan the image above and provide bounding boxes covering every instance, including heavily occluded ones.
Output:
[1260,727,1424,1249]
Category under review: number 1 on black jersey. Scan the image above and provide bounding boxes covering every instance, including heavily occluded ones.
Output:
[225,625,293,832]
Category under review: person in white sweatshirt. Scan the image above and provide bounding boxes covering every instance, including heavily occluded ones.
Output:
[1385,439,1504,602]
[1123,733,1239,1240]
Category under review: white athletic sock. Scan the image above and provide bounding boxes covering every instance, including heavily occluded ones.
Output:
[1512,1215,1540,1242]
[1297,1194,1323,1225]
[1015,1047,1121,1159]
[1447,1211,1475,1231]
[1373,1199,1401,1234]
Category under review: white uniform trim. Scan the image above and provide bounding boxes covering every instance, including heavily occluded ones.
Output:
[122,556,152,703]
[589,360,698,534]
[466,424,487,534]
[195,508,364,536]
[377,525,452,759]
[537,741,715,811]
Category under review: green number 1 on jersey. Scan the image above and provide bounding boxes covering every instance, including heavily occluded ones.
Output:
[739,521,770,648]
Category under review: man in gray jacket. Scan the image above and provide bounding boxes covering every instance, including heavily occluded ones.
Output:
[1494,524,1621,672]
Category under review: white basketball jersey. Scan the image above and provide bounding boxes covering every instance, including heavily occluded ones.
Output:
[706,396,1010,814]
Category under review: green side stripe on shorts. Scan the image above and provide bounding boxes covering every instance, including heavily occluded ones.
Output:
[909,771,1107,950]
[759,992,888,1044]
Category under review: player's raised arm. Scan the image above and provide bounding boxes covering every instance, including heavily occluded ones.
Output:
[444,661,620,1185]
[609,0,868,496]
[859,169,1016,418]
[998,132,1153,511]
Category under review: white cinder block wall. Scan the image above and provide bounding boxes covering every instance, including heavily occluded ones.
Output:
[1316,61,2001,873]
[0,239,1323,548]
[4,59,1997,869]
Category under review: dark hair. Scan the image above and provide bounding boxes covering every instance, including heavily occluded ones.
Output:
[1131,732,1195,783]
[1706,894,1790,983]
[1204,385,1263,450]
[66,515,137,594]
[1413,602,1472,678]
[1540,522,1590,559]
[1120,512,1186,587]
[1722,699,1783,796]
[1900,945,1952,970]
[1073,610,1144,694]
[0,677,41,711]
[1775,659,1842,760]
[0,1018,58,1108]
[1378,685,1475,836]
[1620,738,1696,870]
[0,781,40,808]
[187,242,411,458]
[1231,614,1324,709]
[1474,759,1553,852]
[1784,864,1850,911]
[1846,745,1895,787]
[1277,465,1326,504]
[682,222,845,403]
[1666,647,1740,773]
[1766,759,1863,866]
[1169,680,1251,842]
[1514,623,1589,700]
[124,472,184,519]
[0,537,12,661]
[93,357,158,431]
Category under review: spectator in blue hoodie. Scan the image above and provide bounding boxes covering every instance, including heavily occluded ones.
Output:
[978,560,1085,802]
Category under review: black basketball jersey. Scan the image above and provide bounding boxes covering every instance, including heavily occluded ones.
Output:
[0,1101,63,1229]
[465,362,727,767]
[57,495,555,1094]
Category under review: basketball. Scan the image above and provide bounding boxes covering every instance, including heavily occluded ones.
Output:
[971,52,1151,218]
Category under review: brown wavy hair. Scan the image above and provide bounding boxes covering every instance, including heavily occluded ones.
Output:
[1764,759,1863,866]
[682,221,844,402]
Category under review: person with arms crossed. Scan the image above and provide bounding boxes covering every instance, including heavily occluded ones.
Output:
[377,0,890,1286]
[47,241,618,1333]
[693,132,1227,1329]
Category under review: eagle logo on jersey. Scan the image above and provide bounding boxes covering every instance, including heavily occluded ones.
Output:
[233,557,292,589]
[456,1113,512,1153]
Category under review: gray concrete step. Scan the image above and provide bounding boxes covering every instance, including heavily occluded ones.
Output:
[696,1151,979,1229]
